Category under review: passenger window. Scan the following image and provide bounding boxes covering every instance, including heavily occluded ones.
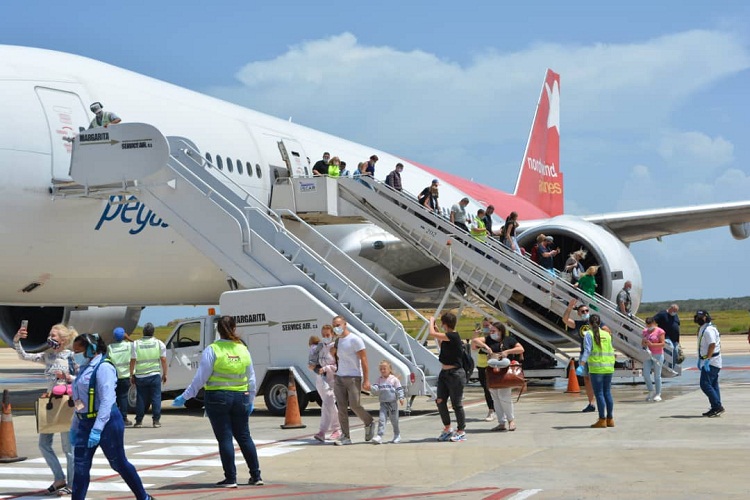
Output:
[256,163,262,178]
[246,162,253,177]
[205,152,212,165]
[237,159,243,175]
[227,157,234,173]
[166,322,201,349]
[217,156,223,170]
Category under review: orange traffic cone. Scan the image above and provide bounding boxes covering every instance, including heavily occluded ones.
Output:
[0,390,27,463]
[565,360,581,394]
[280,370,306,429]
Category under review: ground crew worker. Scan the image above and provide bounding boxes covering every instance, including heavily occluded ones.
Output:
[129,323,167,428]
[173,316,263,488]
[107,327,133,426]
[578,314,616,428]
[88,102,121,129]
[695,310,724,417]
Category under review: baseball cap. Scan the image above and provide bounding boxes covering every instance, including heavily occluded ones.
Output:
[113,327,126,341]
[431,178,439,184]
[545,235,554,241]
[694,309,710,318]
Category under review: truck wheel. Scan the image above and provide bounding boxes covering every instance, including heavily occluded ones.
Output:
[263,373,310,416]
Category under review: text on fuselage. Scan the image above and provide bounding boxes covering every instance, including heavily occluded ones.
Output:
[95,195,169,235]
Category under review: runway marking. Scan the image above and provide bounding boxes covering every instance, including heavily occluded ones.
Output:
[0,467,199,478]
[0,479,154,492]
[506,489,543,500]
[685,366,750,371]
[369,487,503,499]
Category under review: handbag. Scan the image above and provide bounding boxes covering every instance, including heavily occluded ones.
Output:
[486,360,526,401]
[35,390,75,434]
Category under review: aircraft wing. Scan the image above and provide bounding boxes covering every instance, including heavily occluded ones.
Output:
[581,201,750,243]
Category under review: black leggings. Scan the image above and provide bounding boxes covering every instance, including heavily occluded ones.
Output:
[436,368,466,431]
[477,366,494,411]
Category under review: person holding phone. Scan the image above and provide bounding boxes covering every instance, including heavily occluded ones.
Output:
[13,322,78,495]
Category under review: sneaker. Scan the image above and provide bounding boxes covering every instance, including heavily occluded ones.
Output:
[702,408,715,417]
[124,418,133,426]
[372,435,382,444]
[153,420,161,428]
[313,432,325,443]
[582,404,596,413]
[714,406,725,416]
[248,477,264,486]
[365,422,375,442]
[329,430,342,440]
[653,394,662,402]
[646,392,655,402]
[392,435,401,444]
[215,478,237,488]
[450,432,467,442]
[133,422,143,428]
[484,411,496,422]
[334,437,352,446]
[437,430,453,442]
[707,406,725,418]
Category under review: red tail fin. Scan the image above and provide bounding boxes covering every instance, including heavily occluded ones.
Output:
[513,69,563,217]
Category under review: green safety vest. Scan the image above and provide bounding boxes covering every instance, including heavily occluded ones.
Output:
[134,337,161,376]
[107,341,132,379]
[471,218,487,243]
[206,341,251,392]
[327,164,340,177]
[587,330,615,374]
[89,112,116,129]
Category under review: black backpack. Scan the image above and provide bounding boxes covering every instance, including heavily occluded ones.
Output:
[460,342,475,383]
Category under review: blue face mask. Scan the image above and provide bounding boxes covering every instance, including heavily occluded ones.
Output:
[581,313,590,321]
[73,352,88,367]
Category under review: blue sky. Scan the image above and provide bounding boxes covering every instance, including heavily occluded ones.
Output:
[3,1,749,326]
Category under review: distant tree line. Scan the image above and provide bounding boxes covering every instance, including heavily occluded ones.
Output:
[640,296,750,313]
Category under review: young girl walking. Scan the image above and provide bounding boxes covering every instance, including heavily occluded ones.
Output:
[370,360,405,444]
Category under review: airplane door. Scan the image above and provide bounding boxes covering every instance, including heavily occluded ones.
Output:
[34,87,89,181]
[278,138,309,178]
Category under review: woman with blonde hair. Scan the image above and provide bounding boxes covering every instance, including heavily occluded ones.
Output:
[564,249,587,284]
[576,265,599,298]
[308,324,341,442]
[14,322,77,495]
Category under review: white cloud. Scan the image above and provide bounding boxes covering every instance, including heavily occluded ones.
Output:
[657,130,734,170]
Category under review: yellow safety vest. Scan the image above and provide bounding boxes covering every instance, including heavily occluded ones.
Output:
[206,341,251,392]
[471,218,487,243]
[134,337,161,376]
[107,341,132,379]
[89,112,117,129]
[587,330,615,374]
[327,164,340,177]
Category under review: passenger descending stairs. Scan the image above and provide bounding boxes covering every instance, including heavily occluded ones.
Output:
[336,177,680,378]
[67,123,441,406]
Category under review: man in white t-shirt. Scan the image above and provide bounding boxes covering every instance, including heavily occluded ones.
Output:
[695,310,724,417]
[331,315,374,445]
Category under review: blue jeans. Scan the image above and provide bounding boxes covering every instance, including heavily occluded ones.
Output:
[589,373,614,420]
[135,374,162,423]
[72,407,148,500]
[699,365,722,410]
[115,378,131,419]
[642,353,664,395]
[204,390,261,483]
[39,431,73,484]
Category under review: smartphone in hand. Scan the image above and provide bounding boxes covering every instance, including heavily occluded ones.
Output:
[21,319,28,330]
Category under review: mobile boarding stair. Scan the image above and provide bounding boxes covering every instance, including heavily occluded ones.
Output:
[67,123,442,411]
[334,176,680,378]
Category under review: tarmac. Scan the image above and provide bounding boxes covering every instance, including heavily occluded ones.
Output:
[0,337,749,500]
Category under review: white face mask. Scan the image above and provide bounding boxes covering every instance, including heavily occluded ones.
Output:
[490,333,500,341]
[321,336,332,344]
[333,326,344,335]
[581,313,590,321]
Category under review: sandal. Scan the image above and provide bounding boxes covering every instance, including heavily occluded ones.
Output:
[46,483,65,495]
[508,422,516,432]
[57,486,72,496]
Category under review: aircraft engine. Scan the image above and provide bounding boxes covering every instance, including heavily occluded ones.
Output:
[0,305,142,352]
[518,215,643,311]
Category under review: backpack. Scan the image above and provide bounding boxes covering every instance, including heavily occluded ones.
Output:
[460,342,475,384]
[530,244,540,263]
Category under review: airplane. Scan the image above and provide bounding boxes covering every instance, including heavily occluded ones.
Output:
[1,44,749,352]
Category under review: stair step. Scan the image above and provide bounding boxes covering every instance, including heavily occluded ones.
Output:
[353,311,363,319]
[365,322,375,329]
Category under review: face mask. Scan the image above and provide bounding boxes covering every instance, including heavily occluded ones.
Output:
[333,326,344,335]
[73,352,88,367]
[321,336,332,344]
[669,311,676,317]
[482,327,489,334]
[581,313,590,321]
[647,326,655,332]
[47,337,60,349]
[490,333,500,341]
